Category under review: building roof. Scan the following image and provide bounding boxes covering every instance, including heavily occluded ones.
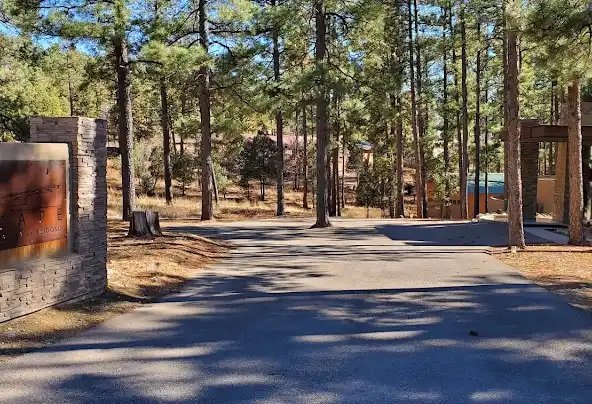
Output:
[356,140,374,151]
[467,173,505,195]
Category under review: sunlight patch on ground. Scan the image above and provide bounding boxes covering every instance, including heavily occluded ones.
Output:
[470,390,514,401]
[293,330,422,344]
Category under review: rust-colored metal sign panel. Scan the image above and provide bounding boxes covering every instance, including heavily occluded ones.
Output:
[0,160,68,252]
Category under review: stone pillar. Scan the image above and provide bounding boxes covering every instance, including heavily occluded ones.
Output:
[520,141,539,221]
[553,142,569,223]
[29,117,108,297]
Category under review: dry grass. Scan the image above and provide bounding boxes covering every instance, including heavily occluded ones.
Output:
[494,246,592,311]
[342,198,418,219]
[108,193,198,219]
[107,191,420,221]
[108,189,313,220]
[0,221,228,362]
[342,206,386,219]
[107,157,419,221]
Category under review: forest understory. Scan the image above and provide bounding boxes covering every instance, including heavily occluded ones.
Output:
[106,157,419,221]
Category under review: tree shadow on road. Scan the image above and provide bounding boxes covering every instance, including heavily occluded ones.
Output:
[3,269,592,403]
[2,220,591,403]
[376,221,550,247]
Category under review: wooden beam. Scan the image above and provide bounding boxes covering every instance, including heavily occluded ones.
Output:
[501,123,592,143]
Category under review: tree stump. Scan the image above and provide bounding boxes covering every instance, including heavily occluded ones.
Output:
[128,211,163,238]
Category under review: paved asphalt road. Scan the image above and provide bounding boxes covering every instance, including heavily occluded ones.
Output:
[1,219,591,403]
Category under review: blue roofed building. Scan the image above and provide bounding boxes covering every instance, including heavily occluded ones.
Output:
[467,173,505,196]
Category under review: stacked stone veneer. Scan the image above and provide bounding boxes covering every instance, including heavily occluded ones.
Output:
[0,117,107,322]
[520,141,539,221]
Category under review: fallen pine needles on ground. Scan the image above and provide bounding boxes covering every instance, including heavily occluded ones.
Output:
[493,246,592,311]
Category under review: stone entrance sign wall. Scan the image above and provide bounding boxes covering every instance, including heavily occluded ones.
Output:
[0,161,68,250]
[0,145,70,265]
[0,117,107,322]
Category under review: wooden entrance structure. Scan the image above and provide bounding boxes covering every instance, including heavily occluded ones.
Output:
[501,120,592,223]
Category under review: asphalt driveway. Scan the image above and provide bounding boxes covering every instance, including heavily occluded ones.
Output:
[1,219,591,403]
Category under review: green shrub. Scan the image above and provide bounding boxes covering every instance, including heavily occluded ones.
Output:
[133,141,162,196]
[172,153,199,196]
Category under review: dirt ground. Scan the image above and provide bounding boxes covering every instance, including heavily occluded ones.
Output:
[494,246,592,311]
[0,221,228,363]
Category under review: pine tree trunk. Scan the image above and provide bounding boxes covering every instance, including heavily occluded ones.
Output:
[407,0,424,218]
[548,143,553,174]
[160,77,173,205]
[550,80,559,176]
[449,6,462,219]
[198,0,213,221]
[460,5,469,219]
[567,80,584,245]
[333,98,341,217]
[180,93,188,156]
[335,150,340,217]
[327,147,333,216]
[484,101,490,213]
[442,6,450,217]
[302,102,309,209]
[386,2,405,218]
[272,2,285,216]
[388,121,396,219]
[211,162,218,204]
[506,24,526,249]
[341,123,346,209]
[312,0,330,228]
[388,94,396,219]
[170,120,177,155]
[502,13,509,212]
[381,177,386,216]
[413,0,427,218]
[114,35,136,221]
[67,49,75,115]
[275,113,285,214]
[294,109,299,191]
[552,80,560,124]
[396,98,405,218]
[547,83,554,176]
[329,98,337,217]
[473,20,482,217]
